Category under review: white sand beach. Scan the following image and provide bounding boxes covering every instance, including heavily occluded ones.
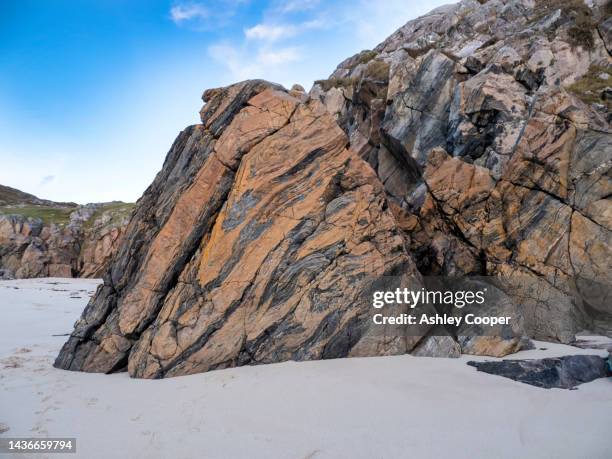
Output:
[1,278,611,459]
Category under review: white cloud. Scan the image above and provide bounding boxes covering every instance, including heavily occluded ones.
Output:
[257,47,300,65]
[209,44,256,81]
[277,0,320,14]
[208,43,301,86]
[40,175,55,186]
[244,19,325,42]
[245,24,297,41]
[170,2,209,24]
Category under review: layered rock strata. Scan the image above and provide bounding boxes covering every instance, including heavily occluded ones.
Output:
[55,82,426,377]
[56,0,612,377]
[311,0,612,342]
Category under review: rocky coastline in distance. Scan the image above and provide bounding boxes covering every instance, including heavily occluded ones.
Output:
[0,184,133,279]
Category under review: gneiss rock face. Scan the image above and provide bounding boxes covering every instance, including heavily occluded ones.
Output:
[56,0,612,377]
[55,82,424,377]
[311,0,612,343]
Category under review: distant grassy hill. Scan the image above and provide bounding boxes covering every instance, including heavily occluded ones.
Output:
[0,184,133,226]
[0,205,75,225]
[0,184,77,207]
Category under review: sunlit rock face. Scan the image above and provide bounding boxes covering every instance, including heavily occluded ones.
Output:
[56,0,612,377]
[55,81,425,377]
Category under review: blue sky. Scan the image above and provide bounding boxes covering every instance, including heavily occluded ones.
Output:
[0,0,453,203]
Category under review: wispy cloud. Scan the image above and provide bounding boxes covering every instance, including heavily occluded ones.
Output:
[209,43,301,83]
[244,19,325,42]
[244,23,297,41]
[170,2,209,24]
[257,47,300,65]
[40,175,55,185]
[276,0,321,14]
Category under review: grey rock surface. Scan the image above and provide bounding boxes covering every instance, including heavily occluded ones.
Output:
[412,335,461,358]
[312,0,612,344]
[467,355,611,389]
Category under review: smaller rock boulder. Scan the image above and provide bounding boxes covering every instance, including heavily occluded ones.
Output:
[412,335,461,358]
[467,355,611,389]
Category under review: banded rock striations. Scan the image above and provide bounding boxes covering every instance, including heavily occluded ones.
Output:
[56,0,612,377]
[311,0,612,344]
[55,82,425,377]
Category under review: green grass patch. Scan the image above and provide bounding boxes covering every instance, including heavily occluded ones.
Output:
[567,9,595,50]
[82,202,135,230]
[531,0,595,49]
[314,60,389,92]
[0,205,73,225]
[566,65,612,108]
[356,50,378,66]
[314,77,356,92]
[363,60,390,81]
[0,202,135,227]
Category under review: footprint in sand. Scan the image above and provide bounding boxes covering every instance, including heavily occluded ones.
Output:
[1,356,24,369]
[30,422,48,436]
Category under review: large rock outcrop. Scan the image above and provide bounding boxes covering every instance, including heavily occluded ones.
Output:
[56,0,611,377]
[311,0,612,342]
[55,82,426,377]
[0,201,132,279]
